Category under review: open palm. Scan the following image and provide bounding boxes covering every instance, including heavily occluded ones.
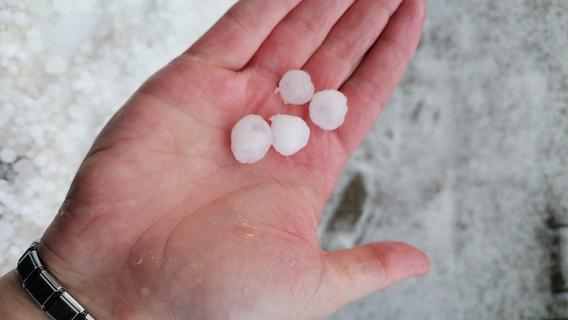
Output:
[39,1,427,319]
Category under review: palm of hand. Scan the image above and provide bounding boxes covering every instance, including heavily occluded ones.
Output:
[40,1,427,319]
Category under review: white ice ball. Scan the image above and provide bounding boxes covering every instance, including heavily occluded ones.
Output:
[45,55,68,75]
[278,70,315,105]
[309,89,348,130]
[231,114,273,164]
[270,114,310,156]
[0,148,17,163]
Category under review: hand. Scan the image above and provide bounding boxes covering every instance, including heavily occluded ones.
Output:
[2,1,428,319]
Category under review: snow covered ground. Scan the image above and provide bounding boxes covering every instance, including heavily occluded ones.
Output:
[1,1,568,319]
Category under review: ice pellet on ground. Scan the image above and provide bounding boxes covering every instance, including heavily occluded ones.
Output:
[270,114,310,156]
[231,115,273,164]
[0,148,17,163]
[277,70,315,105]
[45,55,68,75]
[309,89,348,131]
[13,158,34,174]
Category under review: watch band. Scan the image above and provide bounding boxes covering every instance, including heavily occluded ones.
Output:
[16,241,95,320]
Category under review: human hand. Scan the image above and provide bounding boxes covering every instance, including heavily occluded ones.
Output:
[2,1,428,319]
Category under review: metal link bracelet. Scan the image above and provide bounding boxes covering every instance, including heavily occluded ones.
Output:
[16,241,95,320]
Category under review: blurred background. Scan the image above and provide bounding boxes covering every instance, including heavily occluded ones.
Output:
[1,0,567,319]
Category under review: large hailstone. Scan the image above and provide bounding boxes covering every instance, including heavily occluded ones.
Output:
[231,115,273,164]
[270,114,310,156]
[309,89,348,130]
[277,70,315,105]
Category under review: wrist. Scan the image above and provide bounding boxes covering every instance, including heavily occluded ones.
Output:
[0,270,47,320]
[6,241,119,320]
[38,241,149,320]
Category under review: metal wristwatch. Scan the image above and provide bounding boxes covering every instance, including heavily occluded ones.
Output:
[16,241,95,320]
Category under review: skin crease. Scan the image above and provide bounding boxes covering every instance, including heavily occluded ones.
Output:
[0,0,429,319]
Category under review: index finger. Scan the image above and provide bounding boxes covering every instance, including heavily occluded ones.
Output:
[185,0,302,70]
[338,0,427,152]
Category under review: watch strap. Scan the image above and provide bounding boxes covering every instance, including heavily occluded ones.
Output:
[17,241,95,320]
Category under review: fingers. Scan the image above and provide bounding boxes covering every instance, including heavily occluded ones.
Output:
[338,0,426,152]
[303,0,403,90]
[185,0,302,70]
[315,242,429,313]
[247,0,356,77]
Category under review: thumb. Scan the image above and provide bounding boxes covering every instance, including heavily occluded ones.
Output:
[313,241,430,314]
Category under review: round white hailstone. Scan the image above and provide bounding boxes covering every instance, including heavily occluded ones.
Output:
[270,114,310,156]
[278,70,315,105]
[0,220,15,244]
[0,44,17,58]
[45,55,68,75]
[33,153,49,167]
[0,148,17,163]
[13,158,34,174]
[231,115,273,164]
[309,89,348,130]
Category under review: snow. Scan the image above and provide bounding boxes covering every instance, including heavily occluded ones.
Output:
[0,149,17,163]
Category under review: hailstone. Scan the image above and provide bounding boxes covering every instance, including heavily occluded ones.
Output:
[231,115,273,164]
[270,114,310,156]
[309,89,348,130]
[277,70,315,105]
